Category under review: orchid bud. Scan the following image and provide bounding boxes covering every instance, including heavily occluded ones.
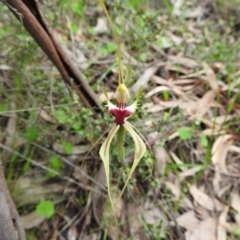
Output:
[115,83,130,106]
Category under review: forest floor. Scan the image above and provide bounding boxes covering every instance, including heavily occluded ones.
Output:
[1,0,240,239]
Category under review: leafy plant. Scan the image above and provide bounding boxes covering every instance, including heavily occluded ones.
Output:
[177,127,192,140]
[47,156,62,177]
[23,126,39,141]
[36,200,55,219]
[62,141,73,155]
[71,2,83,16]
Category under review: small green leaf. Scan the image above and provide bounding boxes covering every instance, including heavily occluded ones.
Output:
[70,23,79,34]
[72,121,81,130]
[139,53,147,62]
[50,156,61,168]
[62,141,73,155]
[163,90,170,100]
[71,2,83,15]
[55,109,68,123]
[106,42,116,53]
[200,133,208,147]
[98,45,109,55]
[119,121,146,198]
[157,36,173,48]
[36,200,55,219]
[163,112,170,121]
[47,156,62,177]
[23,126,39,141]
[178,127,192,140]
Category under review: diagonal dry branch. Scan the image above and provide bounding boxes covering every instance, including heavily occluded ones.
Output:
[4,0,102,113]
[0,1,104,239]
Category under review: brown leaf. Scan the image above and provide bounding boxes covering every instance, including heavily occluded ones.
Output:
[231,192,240,214]
[4,104,16,147]
[202,128,225,137]
[211,135,233,174]
[21,211,45,229]
[165,181,180,198]
[196,90,216,118]
[0,64,12,70]
[132,62,167,93]
[145,86,170,98]
[73,163,89,187]
[168,56,200,68]
[127,203,167,240]
[99,91,115,102]
[185,217,217,240]
[173,210,200,231]
[179,166,202,181]
[203,62,219,90]
[67,226,78,240]
[93,18,108,33]
[92,164,106,226]
[153,146,169,176]
[81,233,99,240]
[217,206,229,240]
[190,185,223,211]
[39,109,55,123]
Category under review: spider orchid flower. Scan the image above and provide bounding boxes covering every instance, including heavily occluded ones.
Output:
[98,0,146,199]
[99,84,146,197]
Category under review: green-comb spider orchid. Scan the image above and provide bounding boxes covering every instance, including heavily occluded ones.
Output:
[100,76,146,198]
[98,0,146,224]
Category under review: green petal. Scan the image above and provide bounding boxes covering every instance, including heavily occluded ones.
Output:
[119,121,146,198]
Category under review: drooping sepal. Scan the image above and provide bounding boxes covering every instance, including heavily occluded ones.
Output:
[99,124,120,192]
[99,123,120,234]
[119,121,146,198]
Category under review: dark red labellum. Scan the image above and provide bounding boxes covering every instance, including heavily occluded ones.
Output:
[110,108,132,125]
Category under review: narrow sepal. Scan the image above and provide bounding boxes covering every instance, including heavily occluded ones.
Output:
[99,124,120,192]
[119,121,146,198]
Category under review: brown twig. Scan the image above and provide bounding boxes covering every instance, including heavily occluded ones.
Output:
[4,0,102,113]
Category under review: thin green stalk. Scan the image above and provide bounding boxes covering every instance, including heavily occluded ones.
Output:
[99,0,124,84]
[117,125,126,160]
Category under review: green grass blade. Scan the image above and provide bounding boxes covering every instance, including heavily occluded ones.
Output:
[119,121,146,198]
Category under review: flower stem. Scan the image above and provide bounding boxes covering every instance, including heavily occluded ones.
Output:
[117,125,126,160]
[98,0,124,85]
